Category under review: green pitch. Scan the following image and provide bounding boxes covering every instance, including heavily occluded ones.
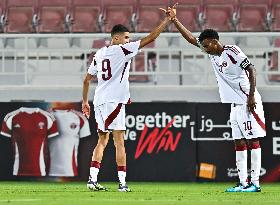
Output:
[0,182,279,205]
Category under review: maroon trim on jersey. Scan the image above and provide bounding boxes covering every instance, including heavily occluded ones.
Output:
[239,83,249,97]
[91,161,100,169]
[226,53,237,64]
[224,46,239,55]
[235,145,247,151]
[251,110,266,131]
[117,166,127,172]
[120,62,129,83]
[72,147,78,176]
[79,115,84,128]
[127,98,132,104]
[105,103,122,129]
[120,46,133,56]
[224,47,239,55]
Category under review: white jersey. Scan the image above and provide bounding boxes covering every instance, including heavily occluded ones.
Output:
[88,41,141,106]
[48,109,91,176]
[202,44,261,104]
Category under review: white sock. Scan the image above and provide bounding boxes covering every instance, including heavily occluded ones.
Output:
[236,150,248,186]
[251,148,261,187]
[90,167,99,182]
[118,171,126,186]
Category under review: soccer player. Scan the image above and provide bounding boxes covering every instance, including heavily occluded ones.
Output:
[163,6,265,192]
[82,5,176,192]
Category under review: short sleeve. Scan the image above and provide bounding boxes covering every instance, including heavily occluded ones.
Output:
[0,113,13,137]
[224,45,252,69]
[45,112,59,138]
[87,56,97,76]
[120,40,140,59]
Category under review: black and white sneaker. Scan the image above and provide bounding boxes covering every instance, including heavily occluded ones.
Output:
[118,183,131,192]
[241,182,261,192]
[87,177,108,191]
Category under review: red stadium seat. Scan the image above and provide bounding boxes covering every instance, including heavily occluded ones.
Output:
[71,0,103,33]
[130,41,155,82]
[136,0,170,32]
[37,0,71,33]
[92,39,111,49]
[202,0,237,32]
[237,0,271,31]
[170,0,202,32]
[103,0,137,33]
[5,0,37,33]
[271,0,280,31]
[129,54,150,82]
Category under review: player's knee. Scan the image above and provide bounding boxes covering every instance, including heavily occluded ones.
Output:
[113,139,125,148]
[98,138,109,148]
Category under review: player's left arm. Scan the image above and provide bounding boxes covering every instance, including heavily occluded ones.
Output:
[246,64,257,113]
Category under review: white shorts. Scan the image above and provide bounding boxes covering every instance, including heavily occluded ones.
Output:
[94,102,126,132]
[230,102,266,140]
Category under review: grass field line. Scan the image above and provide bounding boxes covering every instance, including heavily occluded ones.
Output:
[0,198,279,204]
[0,199,41,202]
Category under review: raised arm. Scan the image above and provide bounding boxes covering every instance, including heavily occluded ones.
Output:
[139,3,179,49]
[163,4,198,47]
[172,17,198,47]
[139,17,171,49]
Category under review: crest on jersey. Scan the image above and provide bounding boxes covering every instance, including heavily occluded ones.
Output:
[70,123,77,129]
[38,122,45,129]
[14,124,21,128]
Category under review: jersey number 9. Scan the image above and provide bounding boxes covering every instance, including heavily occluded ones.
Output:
[102,59,112,81]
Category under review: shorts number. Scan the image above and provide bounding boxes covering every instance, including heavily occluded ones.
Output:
[243,121,252,131]
[102,59,112,81]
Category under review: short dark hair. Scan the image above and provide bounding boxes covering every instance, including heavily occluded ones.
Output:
[111,24,129,37]
[198,29,219,44]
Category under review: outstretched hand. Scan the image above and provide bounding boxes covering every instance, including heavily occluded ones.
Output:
[159,2,178,21]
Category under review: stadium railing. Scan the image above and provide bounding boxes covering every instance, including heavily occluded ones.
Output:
[0,32,280,102]
[0,32,279,87]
